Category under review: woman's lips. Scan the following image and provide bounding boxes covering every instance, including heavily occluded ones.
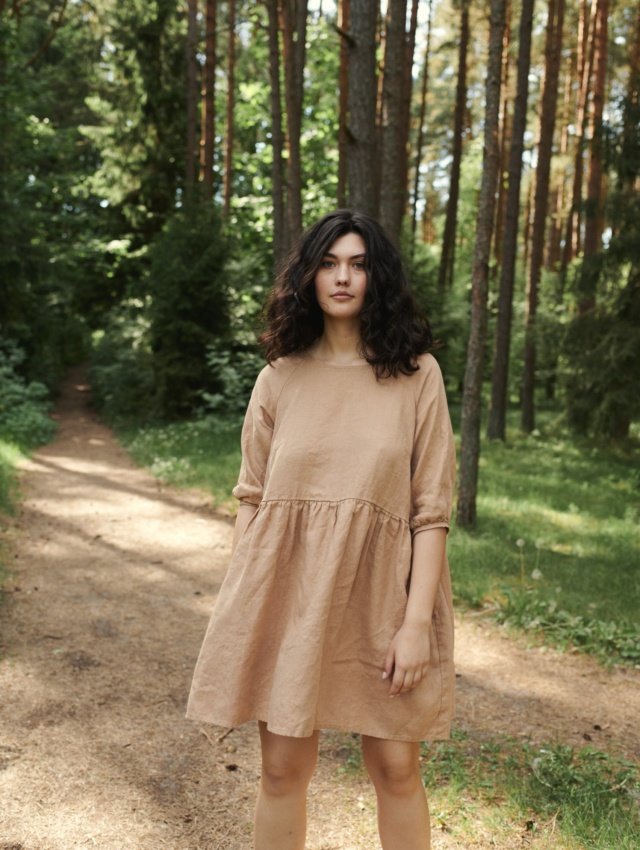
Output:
[331,293,353,299]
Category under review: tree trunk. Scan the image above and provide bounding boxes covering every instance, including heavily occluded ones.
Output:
[577,0,608,315]
[280,0,308,244]
[222,0,236,217]
[486,0,535,441]
[266,0,288,261]
[561,0,598,273]
[456,0,507,528]
[522,0,565,433]
[185,0,199,206]
[347,0,378,215]
[492,2,512,273]
[437,0,470,291]
[410,0,434,251]
[546,53,573,269]
[379,0,409,243]
[200,0,217,199]
[337,0,350,208]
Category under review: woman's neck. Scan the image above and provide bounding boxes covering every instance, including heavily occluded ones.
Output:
[312,320,364,364]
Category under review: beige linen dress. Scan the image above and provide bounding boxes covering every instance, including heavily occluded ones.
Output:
[186,351,456,741]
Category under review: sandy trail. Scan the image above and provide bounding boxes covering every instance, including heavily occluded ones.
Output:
[0,366,638,850]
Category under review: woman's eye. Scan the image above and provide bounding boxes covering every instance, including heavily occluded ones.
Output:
[321,260,334,268]
[353,262,365,270]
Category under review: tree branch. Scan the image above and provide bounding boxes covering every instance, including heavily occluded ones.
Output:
[23,0,69,69]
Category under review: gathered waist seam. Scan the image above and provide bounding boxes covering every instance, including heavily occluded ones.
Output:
[259,497,408,526]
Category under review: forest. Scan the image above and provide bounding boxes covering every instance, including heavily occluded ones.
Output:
[1,4,640,845]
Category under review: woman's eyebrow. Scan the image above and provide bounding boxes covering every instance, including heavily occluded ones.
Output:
[323,252,366,259]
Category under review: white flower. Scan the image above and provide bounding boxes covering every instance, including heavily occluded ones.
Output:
[531,569,543,581]
[516,538,525,548]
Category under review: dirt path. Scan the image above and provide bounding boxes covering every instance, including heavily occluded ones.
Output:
[1,367,638,850]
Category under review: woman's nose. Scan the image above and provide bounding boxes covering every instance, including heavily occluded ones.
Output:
[336,263,350,284]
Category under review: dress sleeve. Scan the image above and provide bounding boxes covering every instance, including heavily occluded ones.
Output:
[410,357,456,535]
[232,367,275,506]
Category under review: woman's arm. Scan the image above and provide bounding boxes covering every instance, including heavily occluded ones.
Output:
[383,527,447,697]
[231,503,259,553]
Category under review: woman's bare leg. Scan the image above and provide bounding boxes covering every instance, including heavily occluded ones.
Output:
[254,722,319,850]
[362,735,430,850]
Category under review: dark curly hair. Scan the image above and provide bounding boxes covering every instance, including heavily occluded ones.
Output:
[259,209,433,378]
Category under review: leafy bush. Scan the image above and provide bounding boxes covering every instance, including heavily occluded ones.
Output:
[0,338,55,447]
[201,342,264,421]
[89,299,156,423]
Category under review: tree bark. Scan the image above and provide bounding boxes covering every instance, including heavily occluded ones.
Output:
[337,0,350,208]
[379,0,409,243]
[522,0,565,433]
[437,0,470,291]
[492,2,511,272]
[346,0,378,215]
[185,0,199,206]
[486,0,535,441]
[561,0,598,272]
[410,0,433,251]
[577,0,608,315]
[223,0,236,217]
[266,0,288,261]
[280,0,308,244]
[546,52,573,270]
[200,0,217,199]
[456,0,507,528]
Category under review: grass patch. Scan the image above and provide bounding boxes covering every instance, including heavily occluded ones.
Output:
[337,729,640,849]
[118,418,243,512]
[0,438,26,593]
[116,404,640,665]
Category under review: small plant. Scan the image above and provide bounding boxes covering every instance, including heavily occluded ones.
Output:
[0,339,56,448]
[495,588,640,667]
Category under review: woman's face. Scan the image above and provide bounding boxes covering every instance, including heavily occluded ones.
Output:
[314,232,367,322]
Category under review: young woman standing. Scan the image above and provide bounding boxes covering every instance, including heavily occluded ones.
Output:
[187,210,456,849]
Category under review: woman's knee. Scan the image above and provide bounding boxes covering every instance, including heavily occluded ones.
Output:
[362,737,422,797]
[259,724,318,797]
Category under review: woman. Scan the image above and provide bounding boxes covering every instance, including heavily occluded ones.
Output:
[187,210,456,850]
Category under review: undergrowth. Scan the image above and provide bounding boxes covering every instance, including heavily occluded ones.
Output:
[337,729,640,849]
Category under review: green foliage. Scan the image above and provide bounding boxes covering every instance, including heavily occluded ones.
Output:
[0,339,56,448]
[496,589,640,666]
[146,204,230,417]
[90,301,156,423]
[202,343,264,421]
[119,418,242,511]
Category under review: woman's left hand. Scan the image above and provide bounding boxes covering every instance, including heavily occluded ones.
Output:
[383,622,431,697]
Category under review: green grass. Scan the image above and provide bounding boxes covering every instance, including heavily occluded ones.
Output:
[119,418,243,512]
[0,437,25,591]
[335,728,640,849]
[117,405,640,665]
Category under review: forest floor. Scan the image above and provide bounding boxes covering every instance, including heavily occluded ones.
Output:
[0,366,639,850]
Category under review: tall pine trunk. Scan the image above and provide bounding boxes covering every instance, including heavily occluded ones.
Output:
[200,0,217,199]
[492,3,512,273]
[410,0,433,251]
[223,0,236,217]
[337,0,350,208]
[280,0,308,245]
[266,0,288,261]
[522,0,565,433]
[456,0,507,528]
[486,0,535,441]
[379,0,409,243]
[185,0,199,206]
[578,0,608,315]
[562,0,598,273]
[347,0,378,214]
[437,0,470,291]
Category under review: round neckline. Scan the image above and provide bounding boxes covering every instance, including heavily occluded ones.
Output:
[305,353,370,368]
